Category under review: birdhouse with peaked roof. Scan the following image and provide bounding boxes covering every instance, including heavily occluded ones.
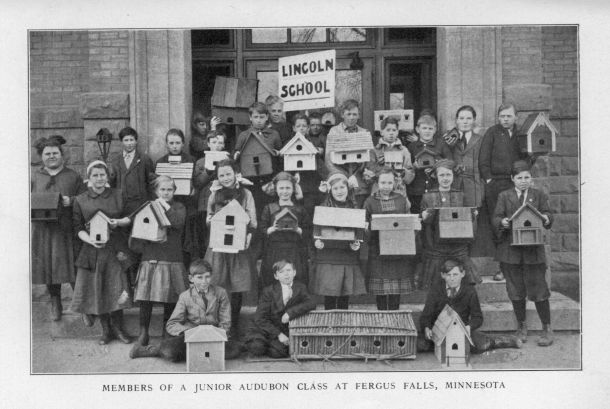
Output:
[414,148,437,169]
[327,131,374,165]
[510,202,546,246]
[31,192,62,222]
[130,201,172,242]
[88,210,111,245]
[371,214,421,255]
[279,133,318,171]
[204,151,229,171]
[209,199,250,253]
[211,76,259,125]
[437,207,475,242]
[185,325,228,372]
[517,112,558,154]
[155,162,194,196]
[431,305,474,369]
[274,208,299,231]
[239,131,275,177]
[313,206,366,247]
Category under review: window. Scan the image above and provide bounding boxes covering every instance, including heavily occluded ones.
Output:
[224,234,233,246]
[225,215,235,226]
[341,154,347,160]
[249,28,369,47]
[452,343,458,350]
[384,28,435,46]
[297,160,303,168]
[192,30,233,48]
[253,156,260,164]
[452,212,458,219]
[96,234,101,241]
[356,154,362,159]
[143,217,150,224]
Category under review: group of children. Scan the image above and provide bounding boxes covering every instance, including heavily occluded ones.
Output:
[31,95,555,365]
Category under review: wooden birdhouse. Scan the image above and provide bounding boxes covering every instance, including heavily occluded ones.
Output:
[279,133,317,171]
[185,325,227,372]
[371,214,421,255]
[383,151,404,169]
[312,206,366,246]
[209,199,250,253]
[211,76,258,125]
[130,201,172,242]
[274,208,299,231]
[88,211,111,244]
[414,148,437,169]
[510,202,546,246]
[517,112,558,154]
[31,192,61,222]
[204,151,229,171]
[373,109,414,132]
[239,131,275,177]
[431,305,474,369]
[438,207,474,242]
[290,310,417,360]
[155,162,194,196]
[327,131,374,165]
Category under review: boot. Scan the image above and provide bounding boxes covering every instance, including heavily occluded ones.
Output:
[514,321,528,343]
[537,324,554,347]
[110,311,132,344]
[49,295,62,321]
[491,334,523,349]
[129,344,160,359]
[99,314,113,345]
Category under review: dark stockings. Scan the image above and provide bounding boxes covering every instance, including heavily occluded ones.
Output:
[511,299,527,322]
[324,296,349,310]
[376,295,400,310]
[534,299,551,325]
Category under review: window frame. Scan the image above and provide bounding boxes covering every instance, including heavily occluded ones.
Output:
[245,28,374,50]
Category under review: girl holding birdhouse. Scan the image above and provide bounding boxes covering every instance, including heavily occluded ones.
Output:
[259,171,311,289]
[132,175,189,347]
[310,173,366,310]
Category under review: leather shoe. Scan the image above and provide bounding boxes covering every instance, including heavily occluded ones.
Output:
[537,325,554,347]
[514,321,528,343]
[136,332,150,346]
[98,332,114,345]
[114,329,132,344]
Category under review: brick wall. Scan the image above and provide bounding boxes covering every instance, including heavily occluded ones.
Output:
[501,26,543,85]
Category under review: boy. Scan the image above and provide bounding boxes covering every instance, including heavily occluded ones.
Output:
[265,95,292,146]
[245,260,316,358]
[419,259,522,353]
[407,114,453,213]
[308,112,327,149]
[493,160,554,346]
[129,259,241,361]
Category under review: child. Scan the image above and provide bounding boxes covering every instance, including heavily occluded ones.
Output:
[493,160,553,346]
[310,173,366,310]
[407,114,453,214]
[420,159,480,289]
[367,116,415,197]
[259,172,310,289]
[204,159,257,336]
[132,176,189,346]
[245,260,316,358]
[129,259,241,360]
[419,259,522,353]
[308,112,327,149]
[265,95,292,146]
[189,111,222,161]
[364,168,416,310]
[325,99,375,208]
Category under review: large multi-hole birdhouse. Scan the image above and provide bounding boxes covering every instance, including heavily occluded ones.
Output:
[383,151,404,170]
[371,214,421,255]
[209,199,250,253]
[130,200,172,242]
[373,109,415,132]
[312,206,366,247]
[155,162,194,196]
[88,210,111,244]
[279,133,318,171]
[185,325,227,372]
[274,208,299,231]
[438,207,474,242]
[327,131,374,165]
[204,151,229,171]
[239,131,275,177]
[414,148,437,169]
[211,76,258,126]
[517,112,558,154]
[510,202,546,246]
[31,192,61,222]
[431,305,474,369]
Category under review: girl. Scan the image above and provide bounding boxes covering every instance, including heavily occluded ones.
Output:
[259,172,310,289]
[31,135,86,321]
[204,159,257,336]
[364,168,416,310]
[132,176,189,346]
[420,159,480,290]
[310,173,366,310]
[71,161,133,345]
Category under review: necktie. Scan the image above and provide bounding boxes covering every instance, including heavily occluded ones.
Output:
[449,288,457,298]
[124,153,133,168]
[520,190,526,205]
[458,132,466,150]
[201,293,208,311]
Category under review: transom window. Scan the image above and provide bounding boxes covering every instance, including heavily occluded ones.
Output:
[249,28,368,46]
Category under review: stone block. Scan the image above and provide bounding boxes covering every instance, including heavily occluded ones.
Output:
[549,196,561,213]
[551,251,579,271]
[503,84,552,111]
[531,155,549,177]
[548,156,563,176]
[65,146,84,166]
[550,233,562,252]
[560,194,579,213]
[555,136,579,157]
[79,92,129,119]
[30,107,83,128]
[563,234,580,252]
[531,177,551,196]
[550,214,579,234]
[562,157,578,175]
[559,119,578,137]
[548,176,579,194]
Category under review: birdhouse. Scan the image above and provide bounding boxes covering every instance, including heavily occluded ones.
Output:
[209,199,250,253]
[517,112,558,154]
[431,305,474,369]
[279,133,318,171]
[327,131,374,165]
[88,211,111,244]
[383,151,404,169]
[414,148,437,169]
[313,206,366,246]
[130,201,172,242]
[509,202,546,246]
[274,208,299,231]
[239,132,275,177]
[155,162,194,196]
[374,109,414,132]
[31,192,61,222]
[437,207,474,242]
[204,151,229,171]
[371,214,421,255]
[185,325,228,372]
[211,76,258,125]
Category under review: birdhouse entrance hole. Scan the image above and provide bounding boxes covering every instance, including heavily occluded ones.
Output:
[373,340,381,347]
[393,222,399,227]
[524,220,531,227]
[143,217,150,224]
[423,160,430,166]
[297,160,303,168]
[341,154,347,160]
[301,340,309,348]
[96,234,101,241]
[326,340,333,347]
[253,156,259,164]
[205,352,210,358]
[350,340,357,347]
[296,144,303,151]
[452,212,458,219]
[398,340,405,347]
[356,154,362,159]
[225,215,235,226]
[539,139,545,145]
[452,343,458,350]
[224,234,233,245]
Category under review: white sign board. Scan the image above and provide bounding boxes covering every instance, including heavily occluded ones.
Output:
[279,49,336,111]
[374,109,415,132]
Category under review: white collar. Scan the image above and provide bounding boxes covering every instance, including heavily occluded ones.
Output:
[515,187,528,196]
[123,150,135,157]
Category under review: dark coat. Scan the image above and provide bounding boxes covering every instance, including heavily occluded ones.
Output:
[493,187,553,265]
[109,151,155,215]
[450,131,484,208]
[478,123,528,181]
[166,285,231,336]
